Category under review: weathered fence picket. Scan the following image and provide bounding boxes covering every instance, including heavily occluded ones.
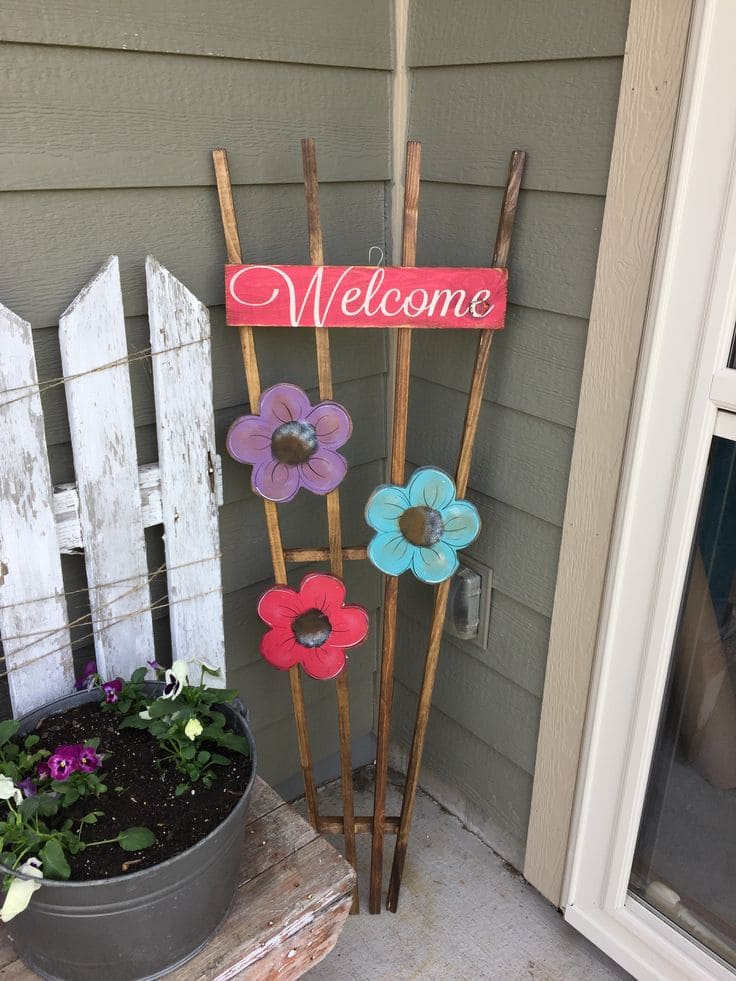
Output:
[0,256,225,717]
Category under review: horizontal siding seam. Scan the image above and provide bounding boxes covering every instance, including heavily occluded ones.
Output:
[393,678,536,780]
[408,53,626,70]
[408,373,577,434]
[398,607,548,698]
[418,178,607,201]
[0,36,394,73]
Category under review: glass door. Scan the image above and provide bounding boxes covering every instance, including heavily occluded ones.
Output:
[564,4,736,978]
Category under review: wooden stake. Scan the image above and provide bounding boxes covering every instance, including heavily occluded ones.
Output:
[386,149,526,913]
[284,546,367,563]
[369,141,422,914]
[212,148,319,829]
[302,138,359,912]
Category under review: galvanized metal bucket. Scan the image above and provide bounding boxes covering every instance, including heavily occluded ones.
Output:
[3,684,257,981]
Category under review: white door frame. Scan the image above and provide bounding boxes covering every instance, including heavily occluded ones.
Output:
[564,3,736,979]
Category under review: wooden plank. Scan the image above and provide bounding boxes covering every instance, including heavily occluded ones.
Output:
[0,305,74,715]
[411,304,587,430]
[408,0,630,66]
[146,257,225,677]
[411,60,624,195]
[0,46,390,191]
[0,183,387,329]
[417,183,605,320]
[318,815,400,834]
[53,458,224,554]
[524,0,692,907]
[59,255,155,680]
[395,612,541,775]
[284,546,367,563]
[301,136,358,913]
[408,379,574,527]
[0,0,393,69]
[212,148,319,830]
[370,140,421,913]
[388,151,525,912]
[226,263,508,329]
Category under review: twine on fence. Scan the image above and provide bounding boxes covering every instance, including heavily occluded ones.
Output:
[0,334,211,410]
[0,583,224,682]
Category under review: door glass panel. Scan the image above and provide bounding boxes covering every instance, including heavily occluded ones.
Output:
[630,435,736,967]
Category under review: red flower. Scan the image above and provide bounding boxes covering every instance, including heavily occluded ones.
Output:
[257,573,369,681]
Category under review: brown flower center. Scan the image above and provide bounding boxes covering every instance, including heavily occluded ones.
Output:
[399,505,445,547]
[271,421,318,465]
[292,608,332,648]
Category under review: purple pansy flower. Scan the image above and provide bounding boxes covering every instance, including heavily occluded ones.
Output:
[75,659,98,691]
[226,382,351,503]
[47,746,80,781]
[102,679,123,704]
[17,778,36,798]
[76,747,101,773]
[36,761,51,781]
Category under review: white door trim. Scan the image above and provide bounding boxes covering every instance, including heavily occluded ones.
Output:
[565,2,736,977]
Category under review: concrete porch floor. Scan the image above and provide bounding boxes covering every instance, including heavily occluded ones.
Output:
[298,774,630,980]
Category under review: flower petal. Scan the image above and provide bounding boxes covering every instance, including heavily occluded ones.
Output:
[252,458,301,503]
[411,540,459,584]
[407,467,457,511]
[258,585,303,627]
[258,383,312,428]
[328,605,369,648]
[299,573,346,614]
[226,415,273,466]
[304,401,352,449]
[364,484,410,532]
[261,626,301,671]
[0,859,43,922]
[298,448,347,495]
[439,500,481,549]
[301,645,347,681]
[367,531,414,577]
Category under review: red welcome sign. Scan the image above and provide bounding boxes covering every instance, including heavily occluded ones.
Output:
[225,264,507,330]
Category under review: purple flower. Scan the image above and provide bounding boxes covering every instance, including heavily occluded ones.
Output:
[76,747,101,773]
[226,383,351,503]
[17,778,36,798]
[147,659,163,672]
[36,761,51,781]
[48,746,80,781]
[75,660,98,691]
[102,679,123,703]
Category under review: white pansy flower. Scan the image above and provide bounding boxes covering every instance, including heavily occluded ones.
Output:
[162,660,189,700]
[184,718,203,741]
[0,858,43,922]
[0,775,22,806]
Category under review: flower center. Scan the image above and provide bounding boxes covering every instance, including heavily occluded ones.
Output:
[292,608,332,648]
[271,421,318,465]
[399,505,445,547]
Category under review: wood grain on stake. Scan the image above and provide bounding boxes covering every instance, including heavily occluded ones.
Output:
[212,148,319,828]
[301,137,359,913]
[386,150,526,912]
[369,140,422,914]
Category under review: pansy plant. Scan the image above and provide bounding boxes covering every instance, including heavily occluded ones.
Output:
[257,573,369,680]
[226,382,352,503]
[365,467,481,584]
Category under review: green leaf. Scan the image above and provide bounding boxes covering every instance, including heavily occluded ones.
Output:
[175,783,188,797]
[181,744,196,761]
[148,699,174,720]
[40,839,71,880]
[85,737,101,751]
[118,827,155,851]
[215,733,250,755]
[118,715,149,730]
[196,751,210,765]
[130,667,147,685]
[0,721,19,749]
[210,753,230,766]
[37,795,59,818]
[18,797,41,820]
[4,745,19,761]
[23,734,39,751]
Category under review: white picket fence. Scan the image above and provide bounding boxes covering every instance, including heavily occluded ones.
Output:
[0,256,225,718]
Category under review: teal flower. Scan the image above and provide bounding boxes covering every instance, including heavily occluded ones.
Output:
[365,467,481,583]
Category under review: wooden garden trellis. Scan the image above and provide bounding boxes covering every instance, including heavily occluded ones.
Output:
[212,140,525,913]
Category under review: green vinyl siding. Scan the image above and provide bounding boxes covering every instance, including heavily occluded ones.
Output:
[0,3,392,792]
[396,0,630,853]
